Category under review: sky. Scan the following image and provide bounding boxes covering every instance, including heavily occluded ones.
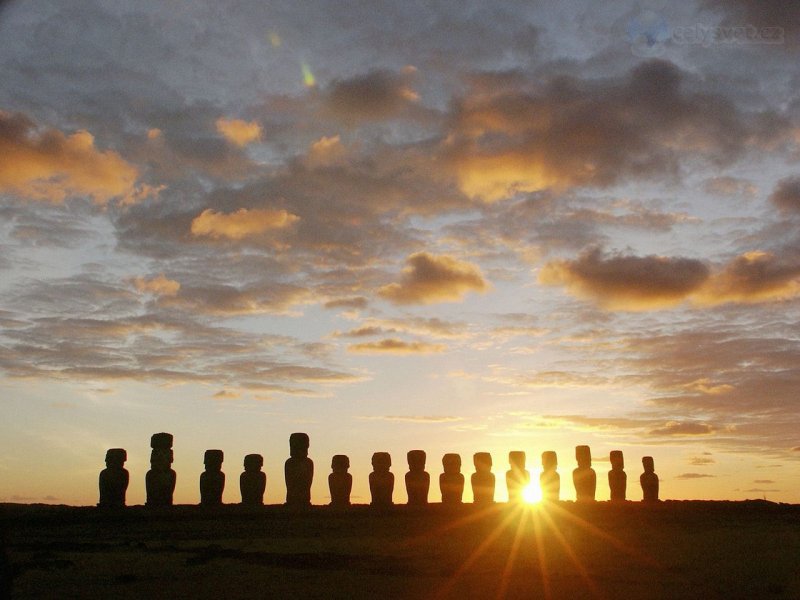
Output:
[1,0,799,506]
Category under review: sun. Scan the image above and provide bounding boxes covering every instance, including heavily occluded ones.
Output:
[522,482,542,504]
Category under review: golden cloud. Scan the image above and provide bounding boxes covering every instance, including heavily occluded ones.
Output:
[695,251,800,306]
[215,117,262,147]
[190,207,299,240]
[306,135,347,168]
[379,252,489,304]
[132,274,181,297]
[348,338,446,355]
[539,248,710,310]
[0,110,139,203]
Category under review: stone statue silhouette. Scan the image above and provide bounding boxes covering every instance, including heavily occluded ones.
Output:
[573,445,596,502]
[608,450,627,502]
[440,453,464,505]
[285,433,313,506]
[200,449,225,506]
[640,456,659,502]
[328,454,352,506]
[98,448,129,507]
[370,452,394,506]
[506,451,530,503]
[405,450,429,506]
[471,452,495,504]
[539,451,560,502]
[240,453,266,505]
[146,433,176,507]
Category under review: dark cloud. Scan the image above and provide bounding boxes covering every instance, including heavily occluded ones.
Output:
[689,455,716,466]
[769,176,800,213]
[444,60,788,201]
[703,0,800,47]
[539,247,710,310]
[324,69,420,122]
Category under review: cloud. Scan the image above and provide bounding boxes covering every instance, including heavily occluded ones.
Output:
[0,110,139,204]
[675,473,716,480]
[649,421,715,436]
[695,251,800,305]
[131,274,180,297]
[348,338,446,355]
[689,455,716,466]
[539,247,710,310]
[769,176,800,213]
[703,176,757,198]
[305,135,347,168]
[379,252,489,304]
[359,415,463,423]
[190,208,299,240]
[444,60,788,201]
[213,390,241,400]
[323,296,368,310]
[324,69,419,122]
[753,479,775,484]
[215,117,262,147]
[703,0,800,47]
[157,282,309,315]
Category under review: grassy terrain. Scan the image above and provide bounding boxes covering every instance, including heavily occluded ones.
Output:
[2,501,799,599]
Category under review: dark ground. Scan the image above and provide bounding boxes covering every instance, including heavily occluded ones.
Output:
[2,500,799,599]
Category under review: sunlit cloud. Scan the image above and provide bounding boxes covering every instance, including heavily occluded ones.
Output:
[695,251,800,305]
[131,274,180,297]
[305,135,347,168]
[190,207,299,240]
[348,338,446,354]
[0,110,139,204]
[358,415,463,423]
[213,389,241,400]
[215,117,262,147]
[379,252,489,305]
[649,421,716,436]
[689,455,716,466]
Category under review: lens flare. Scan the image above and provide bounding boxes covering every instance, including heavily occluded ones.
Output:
[302,63,316,87]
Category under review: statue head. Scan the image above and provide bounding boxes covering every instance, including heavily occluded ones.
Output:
[610,450,624,470]
[243,453,263,472]
[372,452,391,472]
[508,451,526,471]
[289,432,310,458]
[407,449,426,471]
[105,448,127,469]
[575,445,592,469]
[331,454,350,472]
[541,450,558,471]
[442,453,461,474]
[473,452,492,472]
[204,449,224,471]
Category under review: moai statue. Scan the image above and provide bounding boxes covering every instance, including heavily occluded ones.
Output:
[285,433,314,506]
[370,452,394,507]
[440,453,464,505]
[539,451,560,502]
[146,432,176,506]
[405,450,430,506]
[640,456,659,503]
[573,445,596,502]
[240,454,266,505]
[98,448,129,507]
[328,454,352,507]
[200,449,225,506]
[506,451,530,503]
[608,450,627,502]
[471,452,495,504]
